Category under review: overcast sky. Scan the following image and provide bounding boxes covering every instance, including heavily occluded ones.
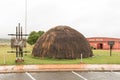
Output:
[0,0,120,38]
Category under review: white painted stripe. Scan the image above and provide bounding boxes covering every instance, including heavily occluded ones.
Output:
[113,72,120,75]
[26,72,36,80]
[72,71,88,80]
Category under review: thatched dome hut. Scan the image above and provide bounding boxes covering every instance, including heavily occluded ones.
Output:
[32,26,93,59]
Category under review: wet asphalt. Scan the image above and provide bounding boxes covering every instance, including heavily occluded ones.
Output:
[0,71,120,80]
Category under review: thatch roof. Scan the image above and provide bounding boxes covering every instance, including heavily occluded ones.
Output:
[32,26,93,59]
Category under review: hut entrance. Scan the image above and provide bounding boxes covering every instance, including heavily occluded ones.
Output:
[97,43,103,49]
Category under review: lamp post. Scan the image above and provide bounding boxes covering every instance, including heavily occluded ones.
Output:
[25,0,27,36]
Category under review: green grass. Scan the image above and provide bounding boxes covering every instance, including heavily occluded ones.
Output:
[0,45,120,65]
[83,50,120,64]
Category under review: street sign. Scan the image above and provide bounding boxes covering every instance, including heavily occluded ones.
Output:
[108,41,115,56]
[108,41,115,46]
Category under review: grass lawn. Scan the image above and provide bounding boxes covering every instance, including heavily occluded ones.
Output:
[0,45,120,65]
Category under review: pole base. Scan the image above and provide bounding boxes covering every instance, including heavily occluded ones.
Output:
[15,59,24,63]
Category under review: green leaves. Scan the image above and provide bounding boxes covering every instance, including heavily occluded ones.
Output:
[27,31,44,45]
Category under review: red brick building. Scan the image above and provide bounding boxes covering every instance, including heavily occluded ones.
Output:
[87,37,120,50]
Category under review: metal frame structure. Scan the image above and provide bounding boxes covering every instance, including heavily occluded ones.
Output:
[8,23,28,62]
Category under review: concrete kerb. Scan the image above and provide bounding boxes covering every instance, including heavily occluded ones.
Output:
[0,64,120,73]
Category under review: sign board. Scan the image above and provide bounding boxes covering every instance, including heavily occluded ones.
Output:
[108,41,115,45]
[108,41,115,56]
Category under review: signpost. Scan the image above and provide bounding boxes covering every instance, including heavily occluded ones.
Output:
[108,41,115,56]
[8,23,29,62]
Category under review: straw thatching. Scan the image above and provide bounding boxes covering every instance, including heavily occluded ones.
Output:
[32,26,93,59]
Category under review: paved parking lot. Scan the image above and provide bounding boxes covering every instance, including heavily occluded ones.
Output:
[0,71,120,80]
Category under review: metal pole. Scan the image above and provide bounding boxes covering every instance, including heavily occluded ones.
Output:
[80,53,82,63]
[110,45,112,56]
[21,27,22,40]
[4,53,6,64]
[18,23,20,40]
[16,26,18,60]
[24,0,28,59]
[16,27,17,38]
[110,49,112,56]
[25,0,27,36]
[21,26,23,60]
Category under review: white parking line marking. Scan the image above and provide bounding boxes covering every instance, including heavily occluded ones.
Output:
[72,71,88,80]
[113,72,120,75]
[26,72,36,80]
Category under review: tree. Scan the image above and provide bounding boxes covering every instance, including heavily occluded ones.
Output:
[27,31,44,45]
[38,31,44,37]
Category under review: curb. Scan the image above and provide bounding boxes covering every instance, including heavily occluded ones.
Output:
[0,64,120,73]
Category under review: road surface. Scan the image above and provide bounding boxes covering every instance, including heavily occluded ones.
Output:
[0,71,120,80]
